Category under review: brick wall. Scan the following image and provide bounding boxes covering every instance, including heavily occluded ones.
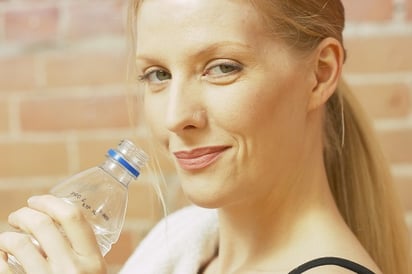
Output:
[342,0,412,246]
[0,0,411,272]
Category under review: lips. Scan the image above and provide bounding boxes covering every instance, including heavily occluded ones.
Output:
[173,146,230,171]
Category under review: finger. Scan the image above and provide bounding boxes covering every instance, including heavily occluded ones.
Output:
[0,231,48,273]
[27,195,101,257]
[0,250,7,260]
[0,251,12,274]
[8,207,72,261]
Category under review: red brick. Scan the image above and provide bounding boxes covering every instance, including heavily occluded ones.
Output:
[394,176,412,212]
[344,36,412,73]
[351,83,411,119]
[4,5,59,43]
[78,139,134,170]
[44,51,127,87]
[0,141,68,177]
[0,186,50,220]
[342,0,393,21]
[0,55,38,91]
[0,100,9,132]
[20,94,130,131]
[377,129,412,164]
[65,1,125,39]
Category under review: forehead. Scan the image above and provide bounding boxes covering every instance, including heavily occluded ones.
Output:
[135,0,268,53]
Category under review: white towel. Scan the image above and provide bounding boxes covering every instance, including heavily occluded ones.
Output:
[120,206,219,274]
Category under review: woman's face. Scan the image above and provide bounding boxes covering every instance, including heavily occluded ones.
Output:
[136,0,316,208]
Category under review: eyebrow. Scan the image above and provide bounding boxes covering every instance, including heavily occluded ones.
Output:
[135,41,253,63]
[191,41,253,59]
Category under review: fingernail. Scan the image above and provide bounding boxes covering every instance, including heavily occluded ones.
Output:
[27,195,39,204]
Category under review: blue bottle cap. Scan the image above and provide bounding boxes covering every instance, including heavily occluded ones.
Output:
[107,148,140,178]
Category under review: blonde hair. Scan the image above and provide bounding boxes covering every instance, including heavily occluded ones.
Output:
[127,0,410,273]
[249,1,410,273]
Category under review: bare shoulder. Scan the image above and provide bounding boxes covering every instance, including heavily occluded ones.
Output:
[325,238,382,273]
[306,239,382,273]
[301,266,374,274]
[287,255,381,274]
[303,214,382,274]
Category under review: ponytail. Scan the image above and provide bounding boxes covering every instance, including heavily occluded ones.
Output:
[324,80,410,274]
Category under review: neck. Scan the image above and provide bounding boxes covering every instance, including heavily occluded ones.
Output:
[214,116,346,273]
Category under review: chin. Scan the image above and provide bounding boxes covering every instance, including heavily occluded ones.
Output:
[177,169,236,209]
[182,186,227,209]
[183,192,221,209]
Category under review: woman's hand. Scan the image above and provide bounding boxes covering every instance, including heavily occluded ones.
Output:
[0,195,107,274]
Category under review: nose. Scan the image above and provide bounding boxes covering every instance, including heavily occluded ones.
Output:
[165,79,207,134]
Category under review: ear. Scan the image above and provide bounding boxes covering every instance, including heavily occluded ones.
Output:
[307,37,344,112]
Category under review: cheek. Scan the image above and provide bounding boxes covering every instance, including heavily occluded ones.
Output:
[143,95,168,144]
[206,81,287,134]
[208,95,257,128]
[207,74,309,160]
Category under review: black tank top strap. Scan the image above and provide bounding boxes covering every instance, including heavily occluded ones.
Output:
[288,257,375,274]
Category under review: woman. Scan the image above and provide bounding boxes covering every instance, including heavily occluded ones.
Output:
[0,0,410,273]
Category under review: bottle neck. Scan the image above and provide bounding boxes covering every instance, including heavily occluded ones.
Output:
[100,158,135,187]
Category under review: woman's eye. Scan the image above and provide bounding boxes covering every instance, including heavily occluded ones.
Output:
[139,69,171,83]
[203,61,243,78]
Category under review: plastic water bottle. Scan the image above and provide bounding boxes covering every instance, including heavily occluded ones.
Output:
[8,139,148,273]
